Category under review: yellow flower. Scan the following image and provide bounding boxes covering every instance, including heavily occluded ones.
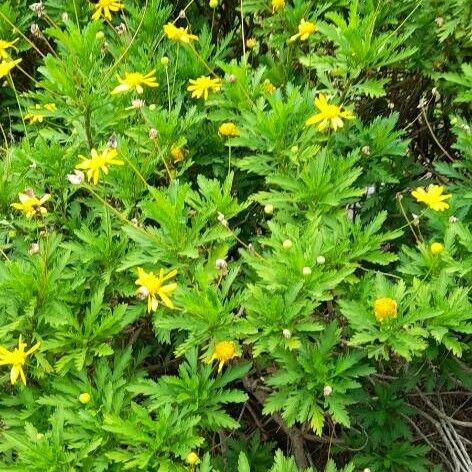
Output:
[289,19,317,42]
[0,335,40,385]
[111,70,158,95]
[91,0,124,21]
[0,38,18,59]
[135,267,177,312]
[305,93,354,132]
[75,148,124,185]
[430,242,444,255]
[186,452,200,465]
[218,122,240,137]
[246,38,257,49]
[24,103,56,124]
[11,191,50,218]
[170,143,185,162]
[187,76,223,100]
[411,185,452,212]
[0,58,21,79]
[373,297,397,322]
[263,79,276,95]
[79,392,91,404]
[271,0,285,13]
[44,103,56,112]
[163,23,198,43]
[208,341,239,373]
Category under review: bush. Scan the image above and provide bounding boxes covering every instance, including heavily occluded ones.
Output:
[0,0,471,470]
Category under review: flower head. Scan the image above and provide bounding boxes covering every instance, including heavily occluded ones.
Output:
[0,58,21,79]
[246,38,257,49]
[111,70,158,95]
[305,93,354,132]
[135,267,177,312]
[170,143,185,162]
[0,335,40,385]
[271,0,285,13]
[92,0,124,21]
[218,122,240,137]
[263,79,276,95]
[208,341,239,373]
[187,76,222,100]
[79,392,91,404]
[430,242,444,255]
[24,103,56,124]
[163,23,198,43]
[11,191,50,218]
[75,148,124,185]
[289,19,317,42]
[186,452,200,466]
[0,38,18,59]
[374,297,397,322]
[411,185,451,212]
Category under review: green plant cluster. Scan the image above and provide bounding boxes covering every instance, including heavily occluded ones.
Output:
[0,0,471,471]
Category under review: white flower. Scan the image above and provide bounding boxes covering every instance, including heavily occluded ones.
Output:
[67,170,85,185]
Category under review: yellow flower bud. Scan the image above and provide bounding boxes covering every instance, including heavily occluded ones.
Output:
[209,0,218,7]
[160,56,169,66]
[282,239,293,249]
[264,204,274,215]
[95,31,105,40]
[302,266,312,276]
[186,451,200,465]
[430,242,444,255]
[79,392,91,404]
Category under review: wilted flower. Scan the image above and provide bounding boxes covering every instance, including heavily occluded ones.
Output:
[282,329,291,339]
[28,243,40,256]
[323,385,333,396]
[149,128,158,140]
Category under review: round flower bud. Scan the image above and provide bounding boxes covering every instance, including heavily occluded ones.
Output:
[36,432,44,439]
[79,392,91,404]
[361,145,370,156]
[228,74,237,83]
[215,258,227,270]
[282,239,293,250]
[291,145,299,153]
[430,242,444,255]
[149,104,157,111]
[264,204,274,215]
[160,56,169,66]
[95,31,105,40]
[302,266,312,276]
[209,0,218,8]
[363,469,371,472]
[282,329,291,339]
[323,385,333,396]
[186,452,200,465]
[449,216,458,224]
[61,12,69,22]
[136,286,149,300]
[316,255,326,265]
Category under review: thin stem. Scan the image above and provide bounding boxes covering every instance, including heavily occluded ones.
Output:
[165,65,171,112]
[84,106,93,151]
[7,75,28,140]
[397,194,420,243]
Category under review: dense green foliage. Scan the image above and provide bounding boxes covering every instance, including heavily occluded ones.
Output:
[0,0,471,470]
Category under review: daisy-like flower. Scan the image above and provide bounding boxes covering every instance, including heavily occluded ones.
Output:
[75,148,124,185]
[11,190,50,218]
[187,76,223,100]
[373,297,397,322]
[289,19,317,42]
[24,103,56,124]
[0,58,21,79]
[135,267,177,312]
[263,79,276,95]
[186,452,201,466]
[305,93,354,132]
[0,335,40,385]
[208,341,239,373]
[111,70,158,95]
[271,0,285,13]
[170,143,185,162]
[163,23,198,43]
[246,38,257,49]
[430,242,444,255]
[0,38,18,59]
[218,122,240,137]
[91,0,124,21]
[411,185,452,212]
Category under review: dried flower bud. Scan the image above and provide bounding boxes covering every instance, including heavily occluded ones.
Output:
[388,101,395,109]
[361,145,370,156]
[449,216,458,224]
[149,128,158,140]
[61,12,69,22]
[28,243,40,256]
[29,1,45,17]
[215,258,227,270]
[67,170,85,185]
[116,23,127,35]
[107,133,118,149]
[24,188,35,197]
[136,286,149,300]
[217,212,228,227]
[130,218,139,226]
[30,23,42,38]
[323,385,333,396]
[435,17,444,26]
[228,74,237,83]
[132,99,145,109]
[178,9,186,18]
[282,329,291,339]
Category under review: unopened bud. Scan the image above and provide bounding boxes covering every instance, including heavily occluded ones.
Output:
[323,385,333,396]
[264,204,274,215]
[149,128,158,140]
[28,243,40,255]
[316,255,325,264]
[361,145,370,156]
[160,56,169,66]
[282,239,293,250]
[302,266,311,276]
[282,329,291,339]
[291,145,299,153]
[79,392,91,404]
[228,74,237,83]
[61,12,69,22]
[209,0,218,7]
[215,258,227,270]
[96,31,105,40]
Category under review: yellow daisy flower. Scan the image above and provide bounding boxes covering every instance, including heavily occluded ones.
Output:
[163,23,198,43]
[411,185,452,212]
[0,38,18,59]
[111,70,158,95]
[135,267,178,312]
[187,76,222,100]
[170,143,185,162]
[218,122,240,137]
[208,341,239,373]
[91,0,124,21]
[0,58,21,79]
[271,0,285,13]
[373,297,397,322]
[305,93,354,131]
[289,19,317,42]
[11,191,50,218]
[0,335,40,385]
[75,148,124,185]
